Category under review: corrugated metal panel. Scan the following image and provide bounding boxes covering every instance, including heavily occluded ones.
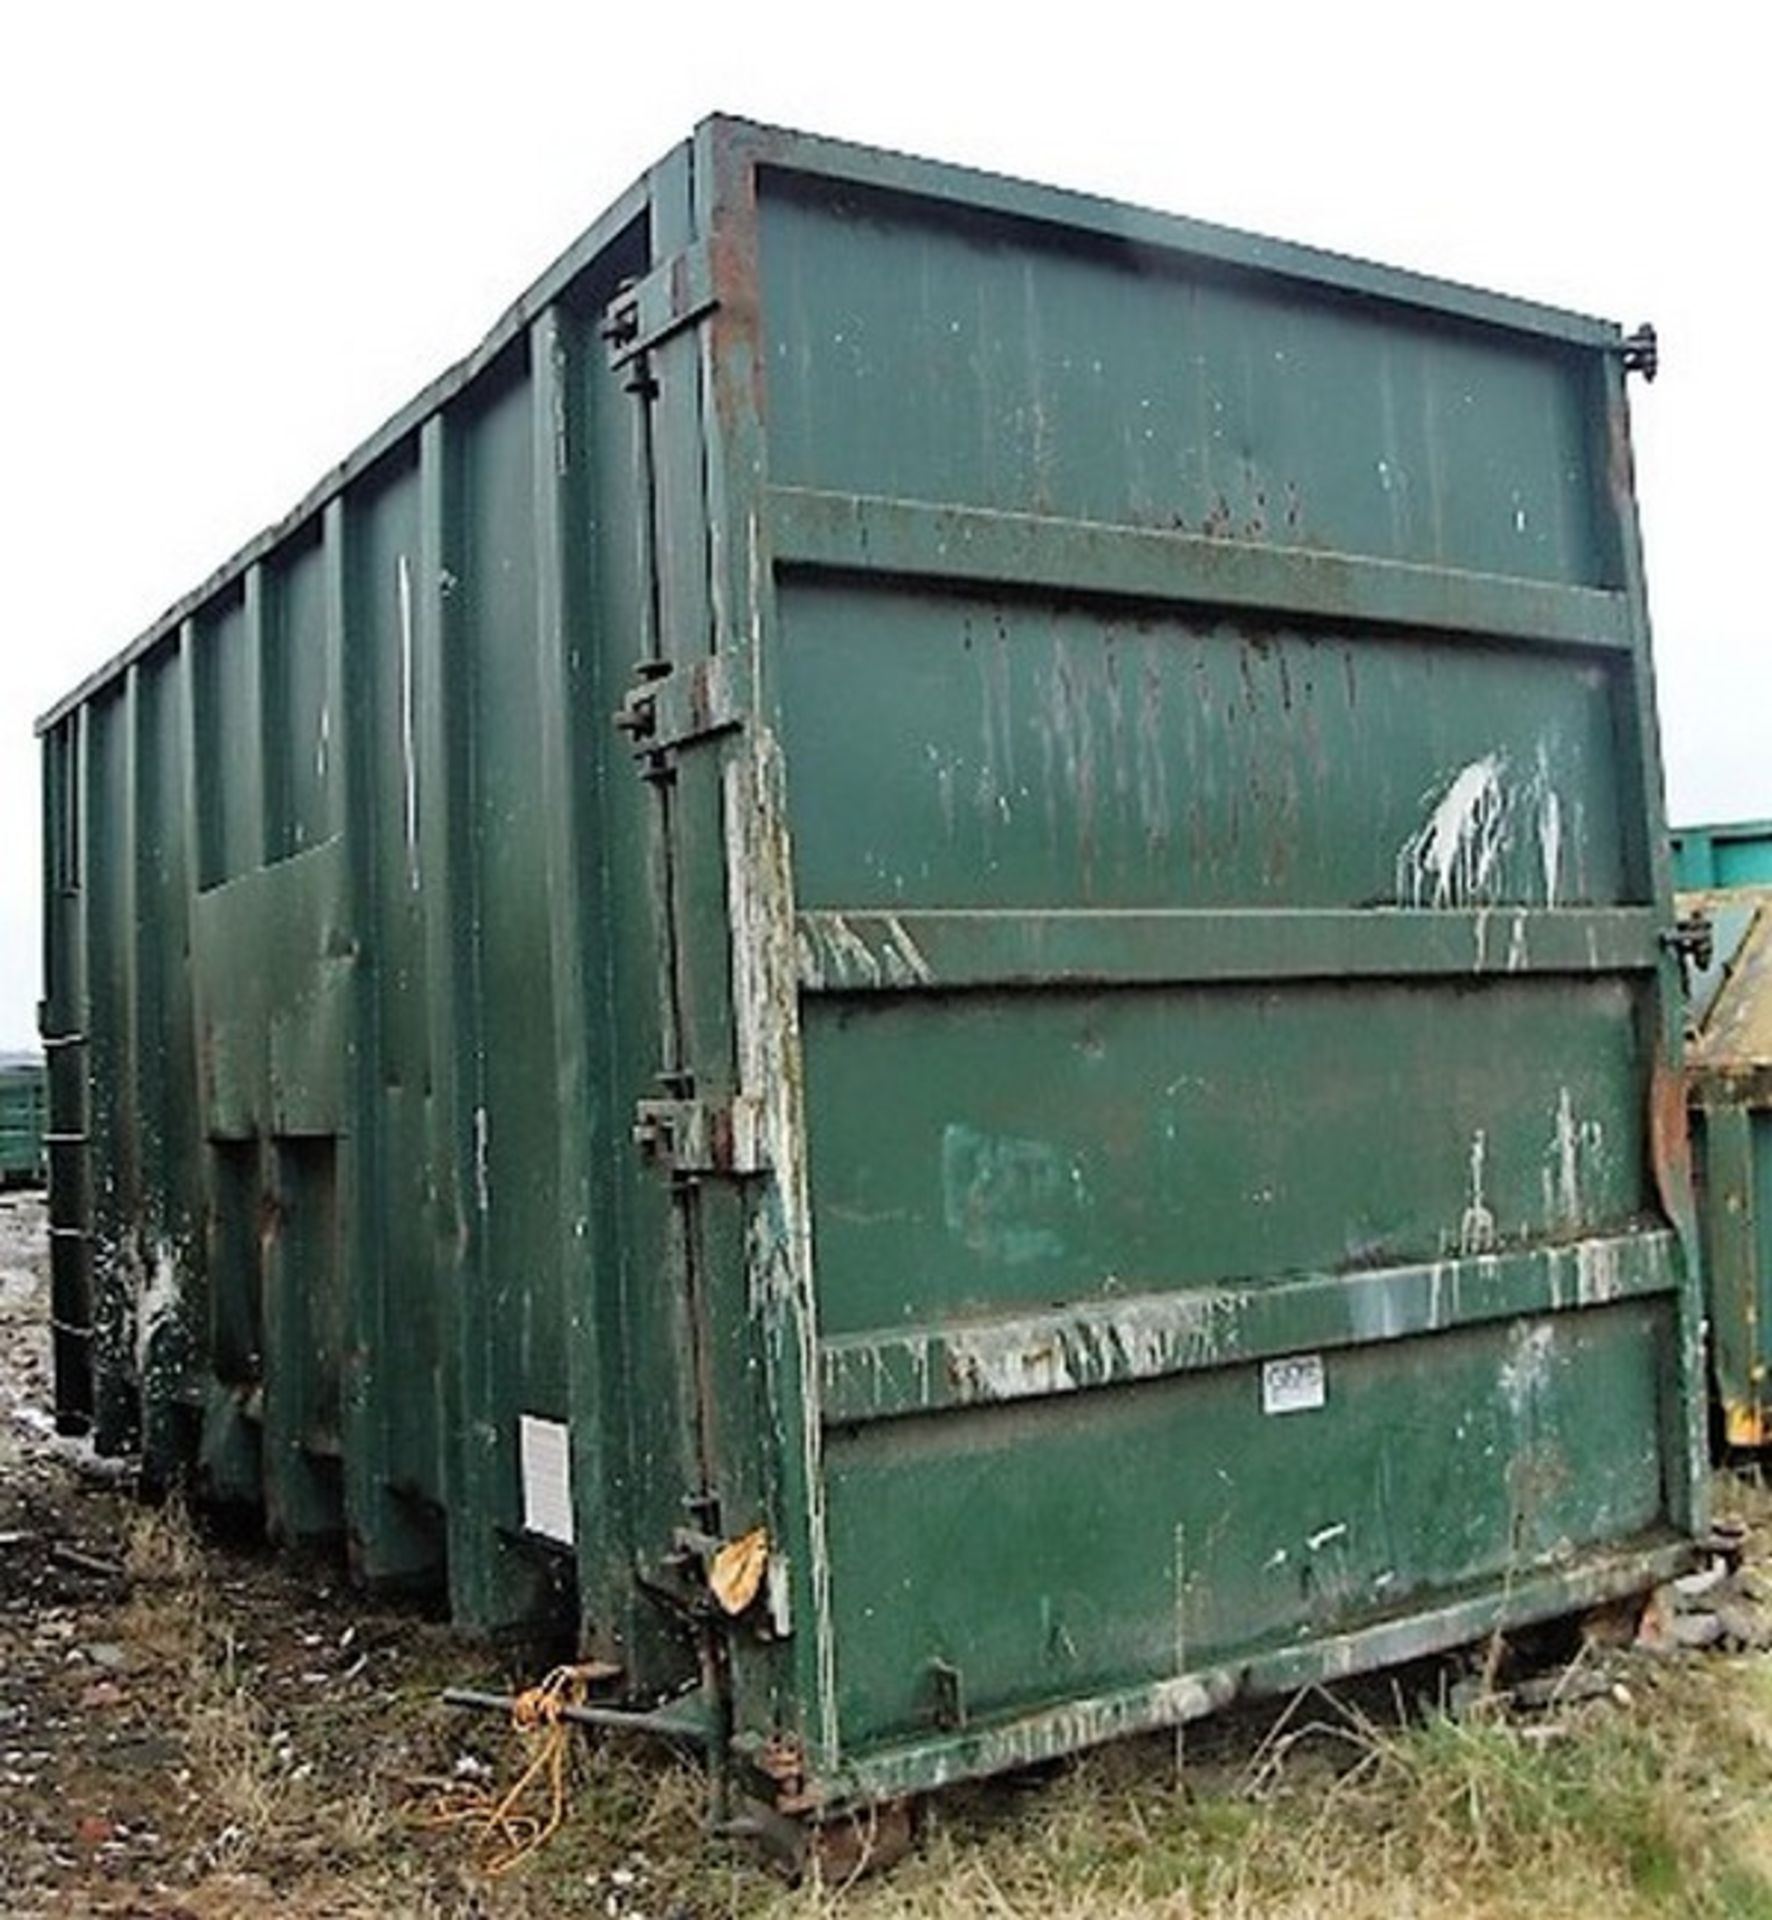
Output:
[39,117,1703,1839]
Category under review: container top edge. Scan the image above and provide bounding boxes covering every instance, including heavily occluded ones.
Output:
[710,115,1623,348]
[40,110,1630,735]
[1671,819,1772,841]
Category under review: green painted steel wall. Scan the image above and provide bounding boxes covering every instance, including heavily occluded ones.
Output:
[1676,821,1772,1449]
[1674,820,1772,890]
[0,1063,47,1185]
[38,118,1703,1826]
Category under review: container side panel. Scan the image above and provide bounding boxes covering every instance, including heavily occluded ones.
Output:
[326,483,438,1582]
[1757,1111,1772,1407]
[1672,823,1772,891]
[779,582,1629,914]
[1677,850,1772,1451]
[822,1300,1666,1742]
[189,769,349,1535]
[133,648,205,1481]
[1715,1102,1772,1452]
[353,458,443,1508]
[0,1070,46,1181]
[759,180,1612,590]
[85,691,139,1452]
[264,535,339,861]
[801,980,1648,1339]
[1719,842,1772,889]
[193,593,260,889]
[274,1134,343,1445]
[457,370,567,1424]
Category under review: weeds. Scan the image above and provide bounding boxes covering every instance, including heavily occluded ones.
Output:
[35,1485,1772,1916]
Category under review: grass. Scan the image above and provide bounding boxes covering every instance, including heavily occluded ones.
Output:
[74,1484,1772,1917]
[106,1502,470,1912]
[752,1663,1772,1919]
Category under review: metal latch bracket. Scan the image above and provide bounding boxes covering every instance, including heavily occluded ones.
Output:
[633,1094,768,1177]
[615,654,745,757]
[1663,911,1714,973]
[601,242,718,369]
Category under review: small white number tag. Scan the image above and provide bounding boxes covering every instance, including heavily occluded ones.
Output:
[1262,1354,1326,1416]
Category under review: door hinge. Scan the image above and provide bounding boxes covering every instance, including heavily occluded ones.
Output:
[633,1095,768,1177]
[601,241,718,371]
[614,654,744,758]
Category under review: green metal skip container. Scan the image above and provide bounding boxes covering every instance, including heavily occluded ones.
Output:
[1675,820,1772,1448]
[0,1059,47,1187]
[1674,821,1772,892]
[39,118,1705,1842]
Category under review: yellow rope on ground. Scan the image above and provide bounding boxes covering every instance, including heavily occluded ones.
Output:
[424,1662,605,1877]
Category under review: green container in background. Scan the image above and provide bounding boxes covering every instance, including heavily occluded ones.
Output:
[0,1060,47,1187]
[1673,821,1772,891]
[1676,820,1772,1447]
[37,118,1704,1843]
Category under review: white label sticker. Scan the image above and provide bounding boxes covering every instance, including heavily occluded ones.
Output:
[518,1415,575,1544]
[1262,1354,1325,1416]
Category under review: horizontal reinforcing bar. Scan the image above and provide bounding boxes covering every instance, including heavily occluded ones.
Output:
[795,907,1661,993]
[819,1230,1680,1425]
[768,486,1634,650]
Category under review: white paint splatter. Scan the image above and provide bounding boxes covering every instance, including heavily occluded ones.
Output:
[473,1104,490,1216]
[1397,754,1510,908]
[1428,1260,1456,1329]
[723,721,840,1762]
[396,554,419,891]
[135,1241,181,1382]
[881,914,933,985]
[1460,1129,1497,1256]
[813,913,881,988]
[1538,785,1563,908]
[1500,1320,1556,1418]
[1550,1087,1581,1226]
[943,1291,1239,1403]
[1575,1237,1623,1306]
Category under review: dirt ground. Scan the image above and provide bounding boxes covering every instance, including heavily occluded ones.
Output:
[9,1188,1772,1919]
[0,1191,702,1919]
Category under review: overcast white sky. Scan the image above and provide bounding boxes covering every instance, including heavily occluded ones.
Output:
[2,1,1765,1050]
